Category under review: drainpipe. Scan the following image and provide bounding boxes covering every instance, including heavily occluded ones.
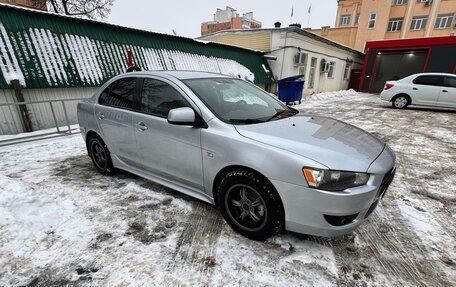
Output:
[279,30,289,80]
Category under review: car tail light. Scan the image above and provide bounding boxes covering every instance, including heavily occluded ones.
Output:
[384,83,394,90]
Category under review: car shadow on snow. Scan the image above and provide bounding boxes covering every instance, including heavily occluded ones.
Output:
[382,105,456,114]
[51,155,201,203]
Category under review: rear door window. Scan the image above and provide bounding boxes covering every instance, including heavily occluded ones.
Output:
[443,76,456,88]
[140,78,190,117]
[412,75,443,86]
[99,78,136,109]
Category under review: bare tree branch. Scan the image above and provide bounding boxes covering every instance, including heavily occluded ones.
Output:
[45,0,115,20]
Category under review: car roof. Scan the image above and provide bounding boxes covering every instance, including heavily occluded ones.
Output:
[408,72,455,77]
[117,70,231,81]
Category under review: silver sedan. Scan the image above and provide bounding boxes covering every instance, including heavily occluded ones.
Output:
[77,71,396,240]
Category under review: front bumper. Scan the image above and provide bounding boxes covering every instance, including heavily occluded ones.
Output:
[272,146,396,237]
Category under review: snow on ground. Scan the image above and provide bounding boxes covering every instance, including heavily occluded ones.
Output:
[0,91,455,286]
[0,124,79,142]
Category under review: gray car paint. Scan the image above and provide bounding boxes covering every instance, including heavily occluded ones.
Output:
[78,70,396,237]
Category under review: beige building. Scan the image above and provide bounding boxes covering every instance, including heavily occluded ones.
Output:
[311,0,456,51]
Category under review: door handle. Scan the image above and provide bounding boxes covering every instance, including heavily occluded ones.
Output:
[136,121,148,131]
[412,88,418,90]
[442,90,448,93]
[98,112,105,120]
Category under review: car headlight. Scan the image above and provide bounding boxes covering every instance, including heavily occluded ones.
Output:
[303,167,369,191]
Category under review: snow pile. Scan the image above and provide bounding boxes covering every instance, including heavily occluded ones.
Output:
[209,234,337,286]
[0,175,95,285]
[290,89,358,108]
[304,89,358,101]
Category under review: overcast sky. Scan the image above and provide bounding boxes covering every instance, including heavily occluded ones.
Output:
[108,0,338,38]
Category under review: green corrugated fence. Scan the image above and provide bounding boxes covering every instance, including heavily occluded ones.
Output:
[0,4,274,89]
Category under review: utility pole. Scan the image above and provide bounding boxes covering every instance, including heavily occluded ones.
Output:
[11,80,33,132]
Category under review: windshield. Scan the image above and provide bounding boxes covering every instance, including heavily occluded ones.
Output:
[183,78,297,124]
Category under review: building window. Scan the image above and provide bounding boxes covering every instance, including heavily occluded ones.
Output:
[387,18,403,32]
[410,16,428,30]
[294,52,308,66]
[298,54,308,80]
[308,57,318,89]
[416,0,428,3]
[392,0,407,5]
[343,64,351,80]
[327,61,336,79]
[368,13,376,29]
[355,13,360,25]
[434,13,454,29]
[242,20,251,29]
[340,14,351,26]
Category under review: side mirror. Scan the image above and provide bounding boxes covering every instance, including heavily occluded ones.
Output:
[167,107,196,126]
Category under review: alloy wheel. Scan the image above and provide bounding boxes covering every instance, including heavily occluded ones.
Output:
[225,184,267,232]
[92,142,107,169]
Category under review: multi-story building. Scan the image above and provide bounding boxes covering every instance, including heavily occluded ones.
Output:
[311,0,456,51]
[0,0,47,11]
[201,6,261,36]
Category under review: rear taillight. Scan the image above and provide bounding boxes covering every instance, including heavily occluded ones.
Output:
[384,83,394,90]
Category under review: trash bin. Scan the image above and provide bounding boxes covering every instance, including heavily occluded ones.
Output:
[277,75,305,104]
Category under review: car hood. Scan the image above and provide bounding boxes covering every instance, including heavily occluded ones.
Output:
[235,114,385,172]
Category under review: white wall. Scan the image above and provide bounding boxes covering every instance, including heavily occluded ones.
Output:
[0,89,24,134]
[267,30,363,95]
[214,7,238,23]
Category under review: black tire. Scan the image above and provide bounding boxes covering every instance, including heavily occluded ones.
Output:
[391,94,410,109]
[217,169,284,241]
[88,135,115,176]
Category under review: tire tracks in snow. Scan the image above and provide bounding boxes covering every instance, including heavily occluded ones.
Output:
[305,154,452,286]
[400,153,455,239]
[164,201,224,286]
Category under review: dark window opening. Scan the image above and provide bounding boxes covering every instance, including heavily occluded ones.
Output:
[413,75,443,86]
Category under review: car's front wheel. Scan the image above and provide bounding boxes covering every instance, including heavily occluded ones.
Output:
[217,169,284,240]
[88,135,115,176]
[392,95,410,109]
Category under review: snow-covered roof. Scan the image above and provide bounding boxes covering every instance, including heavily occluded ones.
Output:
[0,4,274,89]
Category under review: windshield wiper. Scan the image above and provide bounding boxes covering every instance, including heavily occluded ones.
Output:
[228,118,265,124]
[264,110,286,122]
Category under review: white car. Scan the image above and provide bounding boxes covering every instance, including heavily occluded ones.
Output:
[380,73,456,109]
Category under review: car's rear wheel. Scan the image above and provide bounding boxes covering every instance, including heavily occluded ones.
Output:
[88,135,115,175]
[217,169,284,240]
[392,95,410,109]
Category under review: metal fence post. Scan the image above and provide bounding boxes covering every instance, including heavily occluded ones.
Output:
[49,102,60,133]
[61,100,71,133]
